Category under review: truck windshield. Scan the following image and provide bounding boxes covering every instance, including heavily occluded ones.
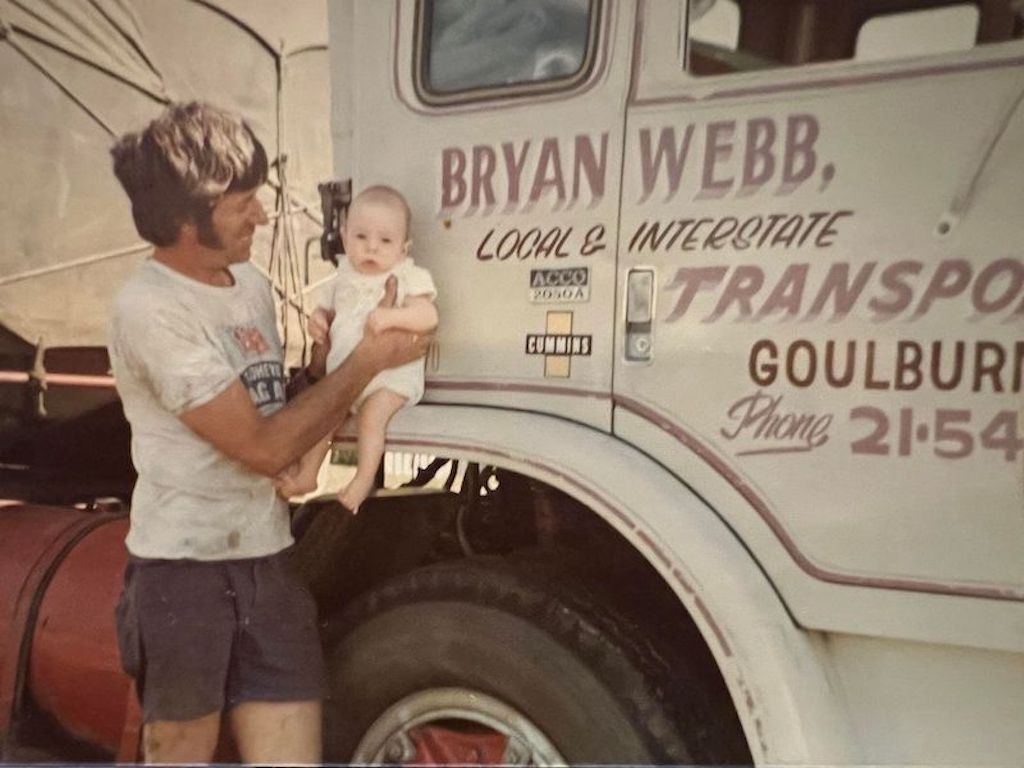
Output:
[421,0,595,97]
[687,0,1022,77]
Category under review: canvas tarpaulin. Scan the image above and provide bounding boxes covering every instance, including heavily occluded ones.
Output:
[0,0,333,359]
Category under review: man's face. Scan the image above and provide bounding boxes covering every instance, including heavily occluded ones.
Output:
[200,187,268,261]
[343,200,409,275]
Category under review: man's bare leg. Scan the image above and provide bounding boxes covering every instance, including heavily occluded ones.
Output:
[339,389,406,511]
[143,711,220,764]
[230,700,322,764]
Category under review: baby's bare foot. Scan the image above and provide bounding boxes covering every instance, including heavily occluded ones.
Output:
[338,476,373,513]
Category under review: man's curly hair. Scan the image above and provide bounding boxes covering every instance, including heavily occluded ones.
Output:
[111,102,268,247]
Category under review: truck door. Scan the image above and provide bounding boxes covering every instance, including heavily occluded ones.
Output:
[615,0,1024,629]
[331,0,633,431]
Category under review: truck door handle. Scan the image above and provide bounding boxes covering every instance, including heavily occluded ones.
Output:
[625,268,655,362]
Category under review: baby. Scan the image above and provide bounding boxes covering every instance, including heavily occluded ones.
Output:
[278,185,438,510]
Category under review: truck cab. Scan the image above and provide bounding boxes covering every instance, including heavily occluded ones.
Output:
[320,0,1023,763]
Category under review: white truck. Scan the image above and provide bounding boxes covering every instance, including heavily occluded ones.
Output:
[316,0,1023,764]
[0,0,1021,765]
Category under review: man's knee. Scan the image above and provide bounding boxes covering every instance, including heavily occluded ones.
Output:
[230,700,322,763]
[143,711,221,763]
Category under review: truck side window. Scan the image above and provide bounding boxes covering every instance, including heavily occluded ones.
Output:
[855,5,979,61]
[686,0,1023,77]
[689,0,741,53]
[417,0,598,103]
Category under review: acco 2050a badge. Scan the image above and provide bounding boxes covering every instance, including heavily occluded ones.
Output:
[529,267,590,304]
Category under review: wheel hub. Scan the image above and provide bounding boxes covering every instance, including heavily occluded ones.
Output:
[352,687,565,765]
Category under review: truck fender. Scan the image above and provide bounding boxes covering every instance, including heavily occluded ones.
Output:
[384,404,860,765]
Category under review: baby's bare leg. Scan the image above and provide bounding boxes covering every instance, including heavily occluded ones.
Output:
[339,389,407,512]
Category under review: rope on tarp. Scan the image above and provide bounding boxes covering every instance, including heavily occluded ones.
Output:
[0,0,170,137]
[186,0,326,60]
[0,241,149,287]
[2,34,118,138]
[267,36,312,363]
[0,206,306,288]
[248,261,334,323]
[286,43,328,58]
[187,0,277,58]
[262,184,325,229]
[87,0,165,83]
[6,0,169,103]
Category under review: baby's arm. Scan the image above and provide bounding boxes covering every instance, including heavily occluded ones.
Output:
[366,294,438,334]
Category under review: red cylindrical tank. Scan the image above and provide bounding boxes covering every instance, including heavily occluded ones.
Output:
[0,504,105,740]
[0,506,89,680]
[27,516,131,754]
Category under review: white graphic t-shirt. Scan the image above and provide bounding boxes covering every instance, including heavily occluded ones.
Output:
[108,258,292,560]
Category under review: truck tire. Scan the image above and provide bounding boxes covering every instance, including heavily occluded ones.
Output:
[321,556,701,764]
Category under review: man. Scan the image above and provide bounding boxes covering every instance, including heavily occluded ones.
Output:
[107,101,426,763]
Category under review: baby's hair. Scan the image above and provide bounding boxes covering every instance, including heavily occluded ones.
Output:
[352,185,412,238]
[110,101,268,246]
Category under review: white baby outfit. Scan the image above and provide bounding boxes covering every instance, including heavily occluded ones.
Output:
[320,256,436,409]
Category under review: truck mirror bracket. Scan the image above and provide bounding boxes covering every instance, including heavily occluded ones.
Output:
[318,179,352,266]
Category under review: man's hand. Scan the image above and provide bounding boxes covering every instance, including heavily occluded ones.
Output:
[356,275,431,372]
[366,325,432,372]
[365,276,400,335]
[365,307,390,334]
[308,307,335,346]
[379,274,399,309]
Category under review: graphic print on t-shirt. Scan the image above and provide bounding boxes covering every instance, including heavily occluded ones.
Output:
[231,325,271,354]
[240,360,286,409]
[228,324,284,411]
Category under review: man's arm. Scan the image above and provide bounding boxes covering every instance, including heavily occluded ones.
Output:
[181,333,428,477]
[180,342,372,477]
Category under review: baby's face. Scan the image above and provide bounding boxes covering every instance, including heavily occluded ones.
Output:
[343,200,409,275]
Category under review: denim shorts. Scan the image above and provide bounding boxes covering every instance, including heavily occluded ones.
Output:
[114,551,326,722]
